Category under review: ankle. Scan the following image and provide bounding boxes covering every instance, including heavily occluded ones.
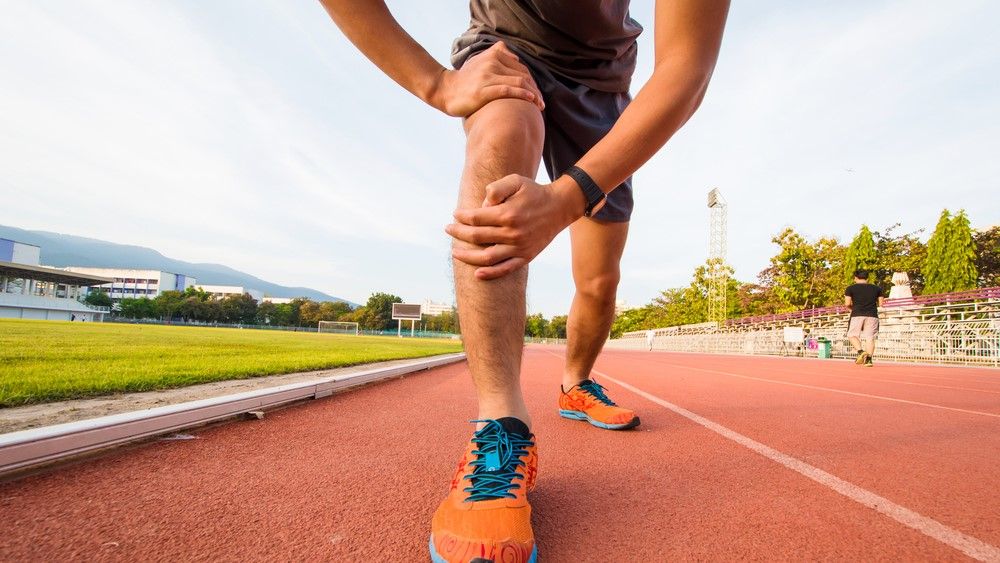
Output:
[477,406,531,430]
[561,374,589,391]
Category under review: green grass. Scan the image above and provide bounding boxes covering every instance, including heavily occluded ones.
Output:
[0,319,463,408]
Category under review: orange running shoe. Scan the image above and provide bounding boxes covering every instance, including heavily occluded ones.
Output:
[430,418,538,563]
[558,379,640,430]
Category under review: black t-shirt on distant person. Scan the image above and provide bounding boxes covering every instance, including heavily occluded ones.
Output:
[845,283,882,318]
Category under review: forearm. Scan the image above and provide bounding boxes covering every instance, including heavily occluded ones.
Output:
[318,0,445,109]
[572,63,712,192]
[561,0,729,197]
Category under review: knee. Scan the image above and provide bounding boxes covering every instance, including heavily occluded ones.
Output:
[465,99,544,170]
[576,271,620,307]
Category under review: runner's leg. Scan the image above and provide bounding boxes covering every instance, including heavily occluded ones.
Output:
[456,98,543,426]
[562,218,628,388]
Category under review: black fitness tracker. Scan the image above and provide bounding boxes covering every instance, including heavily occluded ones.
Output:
[563,165,607,218]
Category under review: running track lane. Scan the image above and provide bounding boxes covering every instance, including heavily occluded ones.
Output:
[0,348,997,561]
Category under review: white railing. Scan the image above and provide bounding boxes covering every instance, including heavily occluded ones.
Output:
[0,293,106,314]
[609,297,1000,367]
[76,297,111,312]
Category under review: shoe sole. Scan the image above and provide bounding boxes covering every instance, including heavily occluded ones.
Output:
[558,409,640,430]
[429,535,538,563]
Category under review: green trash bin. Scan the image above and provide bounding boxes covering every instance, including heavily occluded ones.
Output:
[816,337,832,359]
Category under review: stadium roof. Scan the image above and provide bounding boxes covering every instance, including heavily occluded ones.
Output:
[0,261,113,286]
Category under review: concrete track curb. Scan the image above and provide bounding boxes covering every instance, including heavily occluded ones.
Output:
[0,353,466,477]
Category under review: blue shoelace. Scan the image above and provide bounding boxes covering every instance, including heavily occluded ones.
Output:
[464,419,533,502]
[578,379,617,406]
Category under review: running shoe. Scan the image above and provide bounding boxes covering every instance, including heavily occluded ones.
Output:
[864,355,874,367]
[430,418,538,563]
[855,350,867,365]
[558,379,640,430]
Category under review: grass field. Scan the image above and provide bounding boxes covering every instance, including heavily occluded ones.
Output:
[0,319,463,408]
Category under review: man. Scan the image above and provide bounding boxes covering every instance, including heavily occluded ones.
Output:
[845,269,885,367]
[319,1,729,561]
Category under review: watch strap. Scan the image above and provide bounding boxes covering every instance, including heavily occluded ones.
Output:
[564,165,606,217]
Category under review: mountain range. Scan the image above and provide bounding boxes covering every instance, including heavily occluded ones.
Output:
[0,225,351,304]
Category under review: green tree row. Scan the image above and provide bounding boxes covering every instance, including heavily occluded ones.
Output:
[611,209,996,336]
[96,288,460,332]
[524,313,569,339]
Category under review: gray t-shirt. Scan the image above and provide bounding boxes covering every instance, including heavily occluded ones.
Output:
[452,0,643,93]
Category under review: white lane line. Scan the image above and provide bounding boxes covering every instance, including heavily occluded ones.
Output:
[646,360,1000,420]
[593,367,1000,562]
[605,351,1000,394]
[772,371,1000,395]
[601,349,1000,384]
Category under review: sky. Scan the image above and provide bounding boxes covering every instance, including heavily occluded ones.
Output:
[1,1,997,316]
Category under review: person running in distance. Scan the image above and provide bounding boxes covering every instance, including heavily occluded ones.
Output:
[319,2,730,561]
[845,269,885,367]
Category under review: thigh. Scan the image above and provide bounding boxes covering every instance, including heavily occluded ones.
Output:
[846,317,863,338]
[569,218,629,285]
[459,97,544,208]
[541,82,633,223]
[863,317,880,339]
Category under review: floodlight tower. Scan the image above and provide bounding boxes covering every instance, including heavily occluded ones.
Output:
[707,188,728,324]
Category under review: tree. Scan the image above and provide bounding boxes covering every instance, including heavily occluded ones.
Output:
[201,299,223,322]
[117,297,156,319]
[340,306,367,325]
[545,315,568,339]
[360,293,403,330]
[220,293,258,324]
[973,226,1000,287]
[178,296,205,321]
[842,225,877,283]
[256,301,277,325]
[298,300,321,326]
[924,209,978,294]
[873,224,927,294]
[319,300,352,321]
[153,290,185,321]
[610,305,659,338]
[181,286,211,301]
[271,303,294,326]
[652,286,706,326]
[949,210,979,291]
[734,282,782,317]
[765,228,833,311]
[287,298,307,327]
[84,289,112,308]
[524,313,548,338]
[423,311,459,333]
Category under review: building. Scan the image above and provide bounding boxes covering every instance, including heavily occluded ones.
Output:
[1,238,112,321]
[262,297,295,305]
[63,267,196,300]
[421,299,455,316]
[196,285,263,301]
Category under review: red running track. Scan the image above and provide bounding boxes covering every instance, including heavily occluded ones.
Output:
[2,347,999,561]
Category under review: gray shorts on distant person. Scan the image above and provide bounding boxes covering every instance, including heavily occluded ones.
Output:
[452,35,634,223]
[847,316,879,339]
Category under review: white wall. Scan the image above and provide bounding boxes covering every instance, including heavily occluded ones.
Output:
[11,242,41,265]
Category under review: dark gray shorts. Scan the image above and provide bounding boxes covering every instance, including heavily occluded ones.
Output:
[452,36,634,223]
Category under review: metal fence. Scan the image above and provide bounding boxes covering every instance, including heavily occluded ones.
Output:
[523,337,567,346]
[108,318,317,332]
[609,320,1000,366]
[107,318,461,339]
[610,295,1000,367]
